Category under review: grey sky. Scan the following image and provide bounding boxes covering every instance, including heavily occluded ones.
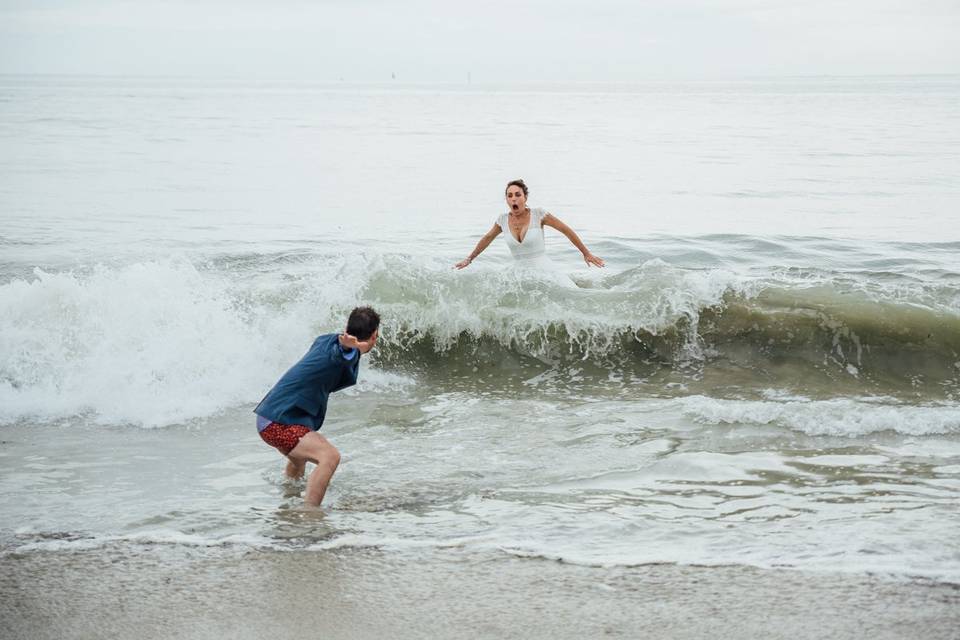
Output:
[1,0,958,80]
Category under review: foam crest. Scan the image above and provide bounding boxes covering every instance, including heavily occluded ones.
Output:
[369,256,756,361]
[0,258,385,427]
[2,250,956,426]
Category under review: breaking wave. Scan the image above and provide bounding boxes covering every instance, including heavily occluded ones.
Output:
[1,249,957,426]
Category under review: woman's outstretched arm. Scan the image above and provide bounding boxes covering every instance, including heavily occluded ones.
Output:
[542,213,605,267]
[455,223,502,269]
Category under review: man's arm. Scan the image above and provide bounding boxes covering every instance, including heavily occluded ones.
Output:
[338,332,374,353]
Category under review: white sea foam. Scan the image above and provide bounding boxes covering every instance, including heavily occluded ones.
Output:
[0,263,280,426]
[352,254,762,363]
[0,258,408,427]
[6,529,282,555]
[678,395,960,436]
[0,253,762,426]
[494,544,960,584]
[2,250,957,427]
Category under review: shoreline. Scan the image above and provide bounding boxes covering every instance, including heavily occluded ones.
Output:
[3,545,958,640]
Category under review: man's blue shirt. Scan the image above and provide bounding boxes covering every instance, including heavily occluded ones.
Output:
[254,333,361,431]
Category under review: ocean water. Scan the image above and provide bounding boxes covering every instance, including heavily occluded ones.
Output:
[1,75,959,585]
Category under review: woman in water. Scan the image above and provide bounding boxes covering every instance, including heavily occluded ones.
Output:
[454,179,605,269]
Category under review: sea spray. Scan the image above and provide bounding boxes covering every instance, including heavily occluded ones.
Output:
[2,250,958,426]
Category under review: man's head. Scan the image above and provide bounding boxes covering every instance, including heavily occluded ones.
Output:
[347,306,380,352]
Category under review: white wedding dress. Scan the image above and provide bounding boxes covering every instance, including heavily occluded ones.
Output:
[496,207,551,267]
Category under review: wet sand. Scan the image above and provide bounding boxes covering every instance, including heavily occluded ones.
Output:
[2,545,958,640]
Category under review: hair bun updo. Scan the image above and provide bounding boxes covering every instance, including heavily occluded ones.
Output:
[505,179,529,197]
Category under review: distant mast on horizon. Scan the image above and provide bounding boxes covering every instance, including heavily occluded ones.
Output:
[467,71,472,84]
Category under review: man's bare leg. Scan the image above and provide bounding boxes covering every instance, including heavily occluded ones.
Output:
[287,431,341,506]
[284,457,305,479]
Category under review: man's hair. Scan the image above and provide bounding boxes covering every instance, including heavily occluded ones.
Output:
[505,179,528,197]
[346,306,380,340]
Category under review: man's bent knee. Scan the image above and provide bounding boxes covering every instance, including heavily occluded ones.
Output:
[325,446,341,469]
[290,432,339,466]
[314,441,340,470]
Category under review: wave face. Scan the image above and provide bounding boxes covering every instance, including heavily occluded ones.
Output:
[1,246,958,426]
[371,257,960,387]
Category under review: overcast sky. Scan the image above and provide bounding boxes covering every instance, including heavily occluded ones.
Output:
[1,0,958,81]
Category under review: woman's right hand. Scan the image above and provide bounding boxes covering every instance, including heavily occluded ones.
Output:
[454,257,473,269]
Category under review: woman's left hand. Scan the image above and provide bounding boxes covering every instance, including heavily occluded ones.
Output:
[583,253,605,268]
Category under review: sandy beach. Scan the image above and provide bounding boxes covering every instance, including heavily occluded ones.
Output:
[3,545,958,640]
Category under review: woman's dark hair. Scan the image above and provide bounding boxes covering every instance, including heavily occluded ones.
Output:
[347,306,380,340]
[505,179,528,197]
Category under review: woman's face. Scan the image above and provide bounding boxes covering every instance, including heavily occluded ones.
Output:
[505,186,527,213]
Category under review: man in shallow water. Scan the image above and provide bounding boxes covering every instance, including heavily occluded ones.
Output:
[254,306,380,506]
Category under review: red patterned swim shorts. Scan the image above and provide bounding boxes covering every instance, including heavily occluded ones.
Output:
[259,422,312,455]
